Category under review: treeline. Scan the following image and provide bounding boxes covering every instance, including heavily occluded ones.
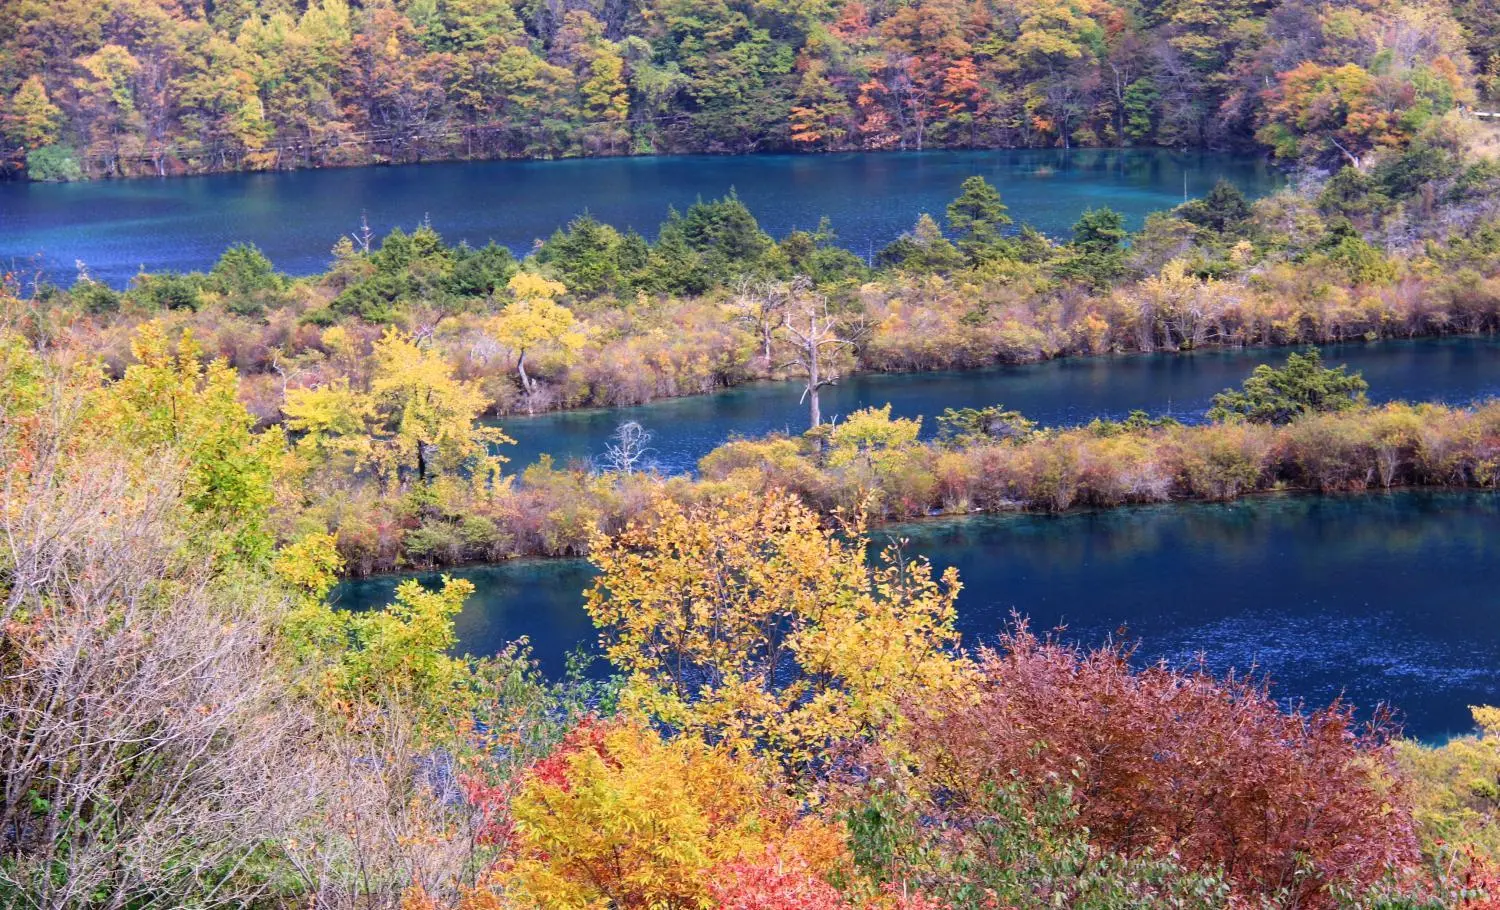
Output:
[4,326,1500,908]
[0,0,1483,179]
[22,129,1500,425]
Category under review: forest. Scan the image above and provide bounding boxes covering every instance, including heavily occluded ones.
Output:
[0,0,1486,177]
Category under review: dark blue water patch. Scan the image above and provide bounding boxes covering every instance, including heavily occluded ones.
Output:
[331,557,603,677]
[331,490,1500,743]
[0,149,1279,288]
[498,336,1500,475]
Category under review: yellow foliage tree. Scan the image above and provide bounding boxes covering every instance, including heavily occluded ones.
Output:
[96,325,282,564]
[505,718,845,909]
[490,273,585,404]
[368,329,513,487]
[282,376,376,473]
[585,492,973,770]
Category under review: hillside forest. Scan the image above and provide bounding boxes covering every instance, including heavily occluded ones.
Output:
[0,0,1488,177]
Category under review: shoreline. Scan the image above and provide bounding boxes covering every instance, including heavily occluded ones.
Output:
[4,143,1270,187]
[488,329,1500,424]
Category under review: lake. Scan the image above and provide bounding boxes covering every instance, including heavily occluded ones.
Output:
[333,491,1500,743]
[0,149,1280,288]
[502,336,1500,474]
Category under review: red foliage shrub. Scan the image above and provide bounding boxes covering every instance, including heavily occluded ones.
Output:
[519,715,613,790]
[903,624,1420,906]
[709,850,948,910]
[710,852,854,910]
[1458,848,1500,909]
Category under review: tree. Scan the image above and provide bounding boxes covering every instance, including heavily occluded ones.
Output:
[730,276,800,364]
[945,175,1012,262]
[368,329,513,485]
[536,215,630,298]
[875,214,966,274]
[3,76,62,150]
[490,272,586,408]
[780,283,863,428]
[1208,349,1369,424]
[96,325,280,563]
[600,420,654,473]
[1174,179,1252,236]
[585,492,972,769]
[282,377,377,474]
[936,405,1036,445]
[1055,207,1127,287]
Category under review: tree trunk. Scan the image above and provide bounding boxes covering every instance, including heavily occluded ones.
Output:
[806,356,822,428]
[517,351,539,415]
[517,351,533,393]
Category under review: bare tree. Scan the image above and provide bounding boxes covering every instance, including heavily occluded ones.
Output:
[729,276,804,364]
[283,706,489,910]
[0,423,321,909]
[600,420,654,474]
[351,211,375,254]
[780,283,866,429]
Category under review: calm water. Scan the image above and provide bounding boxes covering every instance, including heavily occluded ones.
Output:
[502,336,1500,474]
[333,491,1500,742]
[0,149,1279,287]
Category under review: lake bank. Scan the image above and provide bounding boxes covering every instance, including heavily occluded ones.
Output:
[498,336,1500,474]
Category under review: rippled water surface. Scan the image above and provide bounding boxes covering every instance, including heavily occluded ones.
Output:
[334,491,1500,742]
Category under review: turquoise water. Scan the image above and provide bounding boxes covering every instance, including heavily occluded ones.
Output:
[0,149,1279,287]
[501,337,1500,474]
[334,491,1500,742]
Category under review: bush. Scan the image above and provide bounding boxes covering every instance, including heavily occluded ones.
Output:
[902,626,1419,906]
[1208,349,1369,424]
[129,271,204,311]
[69,278,120,314]
[25,144,82,181]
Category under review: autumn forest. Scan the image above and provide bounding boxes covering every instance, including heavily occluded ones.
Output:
[11,0,1500,905]
[0,0,1487,178]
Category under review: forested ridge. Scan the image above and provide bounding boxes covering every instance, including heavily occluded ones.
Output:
[0,0,1487,178]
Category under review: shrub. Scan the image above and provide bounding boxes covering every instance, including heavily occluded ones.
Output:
[69,277,120,314]
[25,143,81,181]
[902,625,1420,906]
[1399,707,1500,863]
[1209,349,1369,424]
[503,719,845,910]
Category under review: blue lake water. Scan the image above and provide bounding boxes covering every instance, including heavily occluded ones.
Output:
[502,336,1500,474]
[0,149,1280,288]
[333,491,1500,743]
